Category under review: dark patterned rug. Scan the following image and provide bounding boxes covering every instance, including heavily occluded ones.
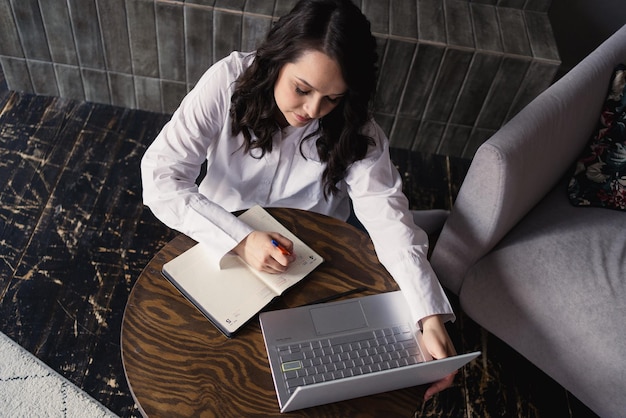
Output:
[0,92,176,415]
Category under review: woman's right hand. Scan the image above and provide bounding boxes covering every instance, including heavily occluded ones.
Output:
[232,231,295,273]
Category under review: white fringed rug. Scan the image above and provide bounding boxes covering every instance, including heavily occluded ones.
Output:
[0,332,118,417]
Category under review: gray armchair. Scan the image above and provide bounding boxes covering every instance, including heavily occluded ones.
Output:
[431,25,626,418]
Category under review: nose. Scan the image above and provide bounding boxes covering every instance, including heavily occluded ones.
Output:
[304,97,323,119]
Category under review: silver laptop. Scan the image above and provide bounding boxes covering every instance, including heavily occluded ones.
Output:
[259,290,480,412]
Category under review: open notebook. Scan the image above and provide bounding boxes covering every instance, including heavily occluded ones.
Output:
[162,206,324,337]
[260,291,480,412]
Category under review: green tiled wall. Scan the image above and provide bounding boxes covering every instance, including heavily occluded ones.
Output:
[0,0,559,158]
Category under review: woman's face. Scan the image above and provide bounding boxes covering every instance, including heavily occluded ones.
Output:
[274,50,347,128]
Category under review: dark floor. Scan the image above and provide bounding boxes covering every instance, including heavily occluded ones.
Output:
[0,76,598,417]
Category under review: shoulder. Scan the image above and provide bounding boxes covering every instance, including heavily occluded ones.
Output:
[344,119,400,187]
[341,119,392,176]
[217,51,256,75]
[182,51,255,116]
[169,52,256,135]
[195,51,256,89]
[360,118,389,160]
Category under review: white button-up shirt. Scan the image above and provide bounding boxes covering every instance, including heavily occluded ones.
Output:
[141,51,454,327]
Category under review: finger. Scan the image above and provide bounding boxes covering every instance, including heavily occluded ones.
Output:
[260,258,288,274]
[271,251,293,268]
[268,242,295,267]
[430,342,456,359]
[424,371,456,401]
[268,234,294,254]
[259,265,282,274]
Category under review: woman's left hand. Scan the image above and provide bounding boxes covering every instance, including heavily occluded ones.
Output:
[420,314,458,401]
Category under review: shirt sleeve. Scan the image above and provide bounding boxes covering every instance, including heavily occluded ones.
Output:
[345,122,455,328]
[140,53,254,267]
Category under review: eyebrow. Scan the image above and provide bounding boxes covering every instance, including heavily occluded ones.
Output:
[295,77,346,98]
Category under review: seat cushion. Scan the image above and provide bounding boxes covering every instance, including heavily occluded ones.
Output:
[459,179,626,418]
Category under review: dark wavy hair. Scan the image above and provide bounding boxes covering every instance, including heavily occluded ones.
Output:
[230,0,378,197]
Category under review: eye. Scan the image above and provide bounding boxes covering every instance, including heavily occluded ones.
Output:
[326,96,341,104]
[295,86,308,96]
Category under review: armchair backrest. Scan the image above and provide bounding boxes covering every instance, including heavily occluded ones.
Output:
[431,24,626,294]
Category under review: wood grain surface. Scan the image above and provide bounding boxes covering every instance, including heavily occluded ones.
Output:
[121,208,430,417]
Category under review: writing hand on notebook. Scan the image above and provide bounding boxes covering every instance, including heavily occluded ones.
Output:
[421,314,458,401]
[233,231,296,273]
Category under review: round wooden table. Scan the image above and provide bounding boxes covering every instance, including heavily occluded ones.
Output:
[121,208,427,417]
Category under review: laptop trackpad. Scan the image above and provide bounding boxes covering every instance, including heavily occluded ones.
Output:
[310,301,368,335]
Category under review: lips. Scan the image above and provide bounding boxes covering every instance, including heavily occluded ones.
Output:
[294,113,311,123]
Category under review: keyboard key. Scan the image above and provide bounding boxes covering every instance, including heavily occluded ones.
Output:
[281,360,303,372]
[286,377,304,388]
[331,370,343,379]
[280,352,304,362]
[395,332,413,342]
[402,339,418,349]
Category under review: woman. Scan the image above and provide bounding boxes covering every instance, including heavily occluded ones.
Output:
[141,0,457,401]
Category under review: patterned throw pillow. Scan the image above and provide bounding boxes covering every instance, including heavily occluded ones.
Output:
[568,64,626,211]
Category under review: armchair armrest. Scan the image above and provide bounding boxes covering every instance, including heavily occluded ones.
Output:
[431,24,626,294]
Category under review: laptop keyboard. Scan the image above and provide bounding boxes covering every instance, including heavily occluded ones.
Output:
[277,325,423,393]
